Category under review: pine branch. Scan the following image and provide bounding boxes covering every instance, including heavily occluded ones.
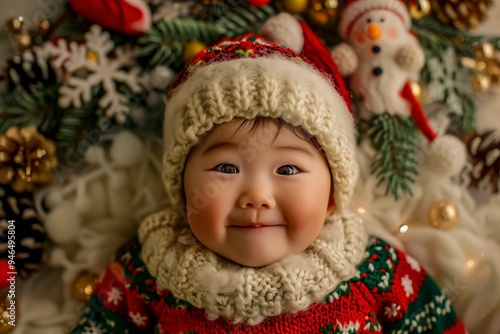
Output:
[0,85,105,167]
[367,113,420,200]
[215,5,276,37]
[138,5,275,68]
[138,18,219,68]
[413,17,500,57]
[0,89,44,133]
[451,91,476,133]
[415,21,479,133]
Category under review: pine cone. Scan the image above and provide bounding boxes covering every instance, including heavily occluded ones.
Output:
[464,130,500,192]
[430,0,493,30]
[0,126,57,193]
[7,48,57,91]
[0,186,47,279]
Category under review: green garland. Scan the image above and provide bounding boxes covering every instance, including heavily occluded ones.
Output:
[366,113,420,200]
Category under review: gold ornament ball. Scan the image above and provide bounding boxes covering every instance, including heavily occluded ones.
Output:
[15,33,32,51]
[0,297,15,333]
[5,17,23,34]
[306,0,340,29]
[35,18,50,36]
[183,41,207,63]
[409,0,432,20]
[282,0,309,13]
[429,200,459,229]
[410,81,423,99]
[73,271,98,302]
[410,81,431,103]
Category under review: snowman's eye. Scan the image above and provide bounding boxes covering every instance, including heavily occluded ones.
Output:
[380,17,385,22]
[367,18,372,23]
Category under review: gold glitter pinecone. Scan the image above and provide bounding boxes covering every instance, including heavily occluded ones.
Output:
[430,0,493,30]
[0,125,57,193]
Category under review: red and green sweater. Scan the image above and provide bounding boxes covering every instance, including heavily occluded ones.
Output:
[70,237,466,333]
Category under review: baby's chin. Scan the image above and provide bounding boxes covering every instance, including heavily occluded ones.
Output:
[218,247,307,268]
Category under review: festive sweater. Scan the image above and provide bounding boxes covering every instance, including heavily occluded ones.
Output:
[70,236,465,334]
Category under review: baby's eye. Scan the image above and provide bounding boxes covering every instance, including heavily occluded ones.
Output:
[214,163,239,174]
[276,165,299,176]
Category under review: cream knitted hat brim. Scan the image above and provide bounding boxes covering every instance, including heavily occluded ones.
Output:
[163,55,358,214]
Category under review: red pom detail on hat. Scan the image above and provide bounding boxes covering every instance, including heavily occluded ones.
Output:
[69,0,151,35]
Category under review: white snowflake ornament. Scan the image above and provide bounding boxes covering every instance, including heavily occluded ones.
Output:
[45,25,142,123]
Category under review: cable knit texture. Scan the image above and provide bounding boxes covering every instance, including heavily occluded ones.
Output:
[139,209,366,324]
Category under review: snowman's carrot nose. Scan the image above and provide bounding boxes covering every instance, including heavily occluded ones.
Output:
[367,24,381,40]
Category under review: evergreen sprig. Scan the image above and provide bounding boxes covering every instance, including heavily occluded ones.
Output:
[215,4,275,37]
[0,89,47,134]
[0,85,105,166]
[139,18,219,68]
[452,90,476,133]
[139,5,275,69]
[414,19,479,133]
[367,113,420,200]
[413,17,500,57]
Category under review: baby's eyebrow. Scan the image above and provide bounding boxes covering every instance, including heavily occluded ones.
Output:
[273,145,315,157]
[201,142,238,155]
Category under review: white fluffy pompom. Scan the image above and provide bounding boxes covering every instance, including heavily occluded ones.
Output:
[110,131,144,167]
[260,12,304,54]
[45,201,82,244]
[330,42,359,77]
[424,134,467,177]
[395,43,425,73]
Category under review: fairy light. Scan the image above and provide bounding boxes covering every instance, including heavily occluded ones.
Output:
[399,224,409,234]
[466,260,475,269]
[357,207,366,214]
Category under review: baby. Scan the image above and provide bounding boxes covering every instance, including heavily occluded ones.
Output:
[70,30,465,333]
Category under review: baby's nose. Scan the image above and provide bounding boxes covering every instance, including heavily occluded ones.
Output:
[237,180,276,209]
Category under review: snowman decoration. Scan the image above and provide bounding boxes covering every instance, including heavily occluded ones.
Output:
[332,0,440,141]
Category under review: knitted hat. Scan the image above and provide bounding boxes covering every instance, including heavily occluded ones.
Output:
[162,20,357,217]
[338,0,410,39]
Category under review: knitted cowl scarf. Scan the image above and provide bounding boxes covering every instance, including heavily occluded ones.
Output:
[138,38,368,325]
[138,208,367,325]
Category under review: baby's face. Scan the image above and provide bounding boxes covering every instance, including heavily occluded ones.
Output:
[183,119,334,267]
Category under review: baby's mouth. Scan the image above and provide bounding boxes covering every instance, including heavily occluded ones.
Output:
[229,222,284,229]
